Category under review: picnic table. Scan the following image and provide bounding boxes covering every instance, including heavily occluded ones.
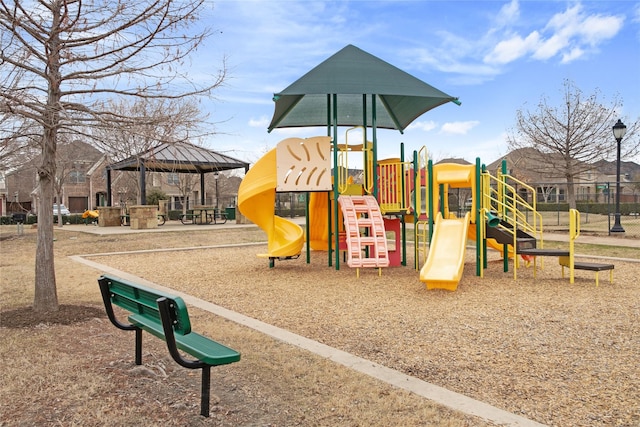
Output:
[120,213,166,226]
[180,207,227,225]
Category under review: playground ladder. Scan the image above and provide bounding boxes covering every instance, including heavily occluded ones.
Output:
[338,195,390,276]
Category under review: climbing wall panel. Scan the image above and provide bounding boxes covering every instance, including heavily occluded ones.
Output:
[338,195,390,272]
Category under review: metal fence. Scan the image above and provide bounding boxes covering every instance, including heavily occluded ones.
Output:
[273,184,640,238]
[533,208,640,237]
[512,181,640,237]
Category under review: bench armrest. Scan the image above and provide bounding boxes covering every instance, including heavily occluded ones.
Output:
[156,298,240,368]
[157,297,208,369]
[98,277,137,332]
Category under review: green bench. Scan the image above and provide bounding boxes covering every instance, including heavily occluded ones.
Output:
[98,274,240,417]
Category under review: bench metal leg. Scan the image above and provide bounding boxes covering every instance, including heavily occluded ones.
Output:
[135,328,143,365]
[201,366,211,417]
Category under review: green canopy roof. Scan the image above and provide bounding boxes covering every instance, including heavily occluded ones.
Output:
[268,45,460,133]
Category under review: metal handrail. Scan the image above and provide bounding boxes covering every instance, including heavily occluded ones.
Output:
[481,170,545,280]
[483,171,543,241]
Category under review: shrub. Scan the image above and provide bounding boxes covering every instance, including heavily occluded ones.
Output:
[146,188,168,206]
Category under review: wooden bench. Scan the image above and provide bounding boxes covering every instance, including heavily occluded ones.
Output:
[98,274,240,417]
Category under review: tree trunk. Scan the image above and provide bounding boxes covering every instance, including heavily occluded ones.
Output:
[566,177,576,209]
[34,4,62,313]
[35,159,59,312]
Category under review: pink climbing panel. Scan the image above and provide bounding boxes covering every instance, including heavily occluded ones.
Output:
[338,195,390,270]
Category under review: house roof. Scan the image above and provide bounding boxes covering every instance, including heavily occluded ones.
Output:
[436,158,472,165]
[107,141,249,174]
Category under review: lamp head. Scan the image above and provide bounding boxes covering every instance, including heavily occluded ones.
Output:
[613,119,627,142]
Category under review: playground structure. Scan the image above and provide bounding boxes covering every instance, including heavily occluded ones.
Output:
[82,209,99,225]
[238,129,614,288]
[237,137,332,266]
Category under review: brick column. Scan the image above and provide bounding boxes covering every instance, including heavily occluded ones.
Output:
[129,205,158,230]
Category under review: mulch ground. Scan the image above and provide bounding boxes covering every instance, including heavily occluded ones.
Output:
[88,243,640,427]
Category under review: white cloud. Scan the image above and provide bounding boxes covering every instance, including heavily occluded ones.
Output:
[532,33,568,60]
[561,47,585,64]
[407,120,438,132]
[411,1,624,84]
[441,121,480,135]
[494,0,520,29]
[248,116,269,128]
[486,3,624,65]
[485,31,541,64]
[579,14,624,45]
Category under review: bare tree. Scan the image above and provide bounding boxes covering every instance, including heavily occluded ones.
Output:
[171,172,199,213]
[92,97,210,206]
[0,0,225,312]
[93,98,211,161]
[507,79,639,209]
[0,113,39,170]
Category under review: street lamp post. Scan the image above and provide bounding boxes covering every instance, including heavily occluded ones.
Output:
[214,171,220,211]
[610,119,627,234]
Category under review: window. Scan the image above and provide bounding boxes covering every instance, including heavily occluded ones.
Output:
[69,170,86,184]
[167,173,179,185]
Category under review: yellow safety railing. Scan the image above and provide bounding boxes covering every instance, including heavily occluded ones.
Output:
[378,159,413,214]
[414,146,428,219]
[561,209,580,284]
[569,208,580,283]
[363,137,374,194]
[414,220,429,270]
[412,146,429,269]
[482,172,543,238]
[481,169,544,279]
[478,207,489,278]
[337,126,374,195]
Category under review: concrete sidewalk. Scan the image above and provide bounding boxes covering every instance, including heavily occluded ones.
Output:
[56,219,256,235]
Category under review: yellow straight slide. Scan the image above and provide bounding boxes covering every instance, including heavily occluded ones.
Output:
[420,212,470,291]
[238,148,304,258]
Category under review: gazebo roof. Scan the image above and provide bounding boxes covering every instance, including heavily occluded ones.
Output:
[108,141,249,174]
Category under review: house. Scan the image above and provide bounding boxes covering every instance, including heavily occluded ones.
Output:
[486,148,640,203]
[1,140,250,216]
[2,140,108,214]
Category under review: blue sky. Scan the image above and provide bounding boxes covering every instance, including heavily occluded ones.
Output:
[194,0,640,169]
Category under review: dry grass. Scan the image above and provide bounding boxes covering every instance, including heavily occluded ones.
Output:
[93,249,640,427]
[1,226,487,427]
[1,224,639,426]
[540,211,640,237]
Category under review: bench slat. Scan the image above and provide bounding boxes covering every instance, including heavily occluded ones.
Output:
[129,314,240,365]
[104,276,192,335]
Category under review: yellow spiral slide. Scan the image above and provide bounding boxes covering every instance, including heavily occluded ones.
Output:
[238,148,304,259]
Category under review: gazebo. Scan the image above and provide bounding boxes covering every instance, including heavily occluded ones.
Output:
[106,141,250,206]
